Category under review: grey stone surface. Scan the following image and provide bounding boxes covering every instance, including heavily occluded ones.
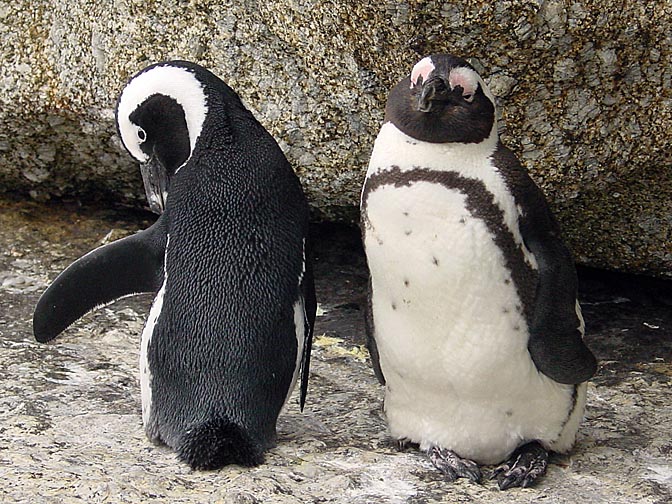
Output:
[1,199,671,503]
[0,4,670,268]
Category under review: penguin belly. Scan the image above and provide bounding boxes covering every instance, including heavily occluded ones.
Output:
[364,181,583,465]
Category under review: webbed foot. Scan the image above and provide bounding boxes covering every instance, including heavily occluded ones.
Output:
[491,441,548,490]
[429,446,482,483]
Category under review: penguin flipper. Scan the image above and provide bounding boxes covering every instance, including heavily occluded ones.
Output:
[493,143,597,384]
[524,234,597,384]
[366,275,386,385]
[298,244,317,411]
[33,215,167,343]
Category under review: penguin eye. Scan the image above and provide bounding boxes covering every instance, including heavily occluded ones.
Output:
[136,127,147,142]
[463,93,474,103]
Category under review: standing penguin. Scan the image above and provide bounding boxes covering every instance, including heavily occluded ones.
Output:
[361,54,596,489]
[33,61,316,470]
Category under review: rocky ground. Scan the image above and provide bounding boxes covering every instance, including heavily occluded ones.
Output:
[0,197,670,503]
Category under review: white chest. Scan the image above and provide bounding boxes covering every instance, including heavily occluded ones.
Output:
[364,180,529,384]
[362,124,535,375]
[363,122,533,256]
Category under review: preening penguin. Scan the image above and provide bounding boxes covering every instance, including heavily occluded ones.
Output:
[33,61,316,470]
[361,54,596,489]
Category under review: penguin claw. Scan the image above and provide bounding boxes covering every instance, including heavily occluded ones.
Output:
[491,441,548,490]
[429,446,482,483]
[394,438,413,451]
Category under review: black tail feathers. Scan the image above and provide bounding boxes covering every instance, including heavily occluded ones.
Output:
[177,417,264,470]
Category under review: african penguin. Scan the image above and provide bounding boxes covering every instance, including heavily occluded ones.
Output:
[360,54,597,490]
[33,61,316,470]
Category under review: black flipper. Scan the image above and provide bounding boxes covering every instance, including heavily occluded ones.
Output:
[365,275,386,385]
[33,215,167,343]
[298,239,317,411]
[524,231,597,384]
[493,143,597,384]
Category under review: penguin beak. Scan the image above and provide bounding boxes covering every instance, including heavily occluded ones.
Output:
[140,155,168,215]
[417,78,450,113]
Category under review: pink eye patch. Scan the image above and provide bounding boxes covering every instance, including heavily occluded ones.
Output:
[448,67,478,98]
[410,57,436,88]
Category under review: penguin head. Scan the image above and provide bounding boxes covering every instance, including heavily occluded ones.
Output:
[116,61,209,213]
[385,54,496,144]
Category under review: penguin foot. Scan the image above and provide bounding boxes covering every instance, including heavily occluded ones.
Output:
[394,438,415,451]
[429,446,482,483]
[491,441,548,490]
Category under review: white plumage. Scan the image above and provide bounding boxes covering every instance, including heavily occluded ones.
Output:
[139,233,170,429]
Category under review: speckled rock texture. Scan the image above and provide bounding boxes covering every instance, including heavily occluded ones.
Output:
[1,199,671,503]
[0,1,670,277]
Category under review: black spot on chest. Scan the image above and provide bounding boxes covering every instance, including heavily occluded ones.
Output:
[362,166,538,323]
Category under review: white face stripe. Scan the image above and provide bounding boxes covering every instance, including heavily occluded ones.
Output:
[410,56,435,88]
[117,65,208,162]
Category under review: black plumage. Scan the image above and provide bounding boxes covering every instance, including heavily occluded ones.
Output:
[33,61,316,469]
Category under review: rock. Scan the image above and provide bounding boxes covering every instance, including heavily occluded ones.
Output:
[0,1,670,277]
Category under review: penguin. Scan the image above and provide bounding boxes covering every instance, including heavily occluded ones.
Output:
[33,61,316,470]
[360,54,597,490]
